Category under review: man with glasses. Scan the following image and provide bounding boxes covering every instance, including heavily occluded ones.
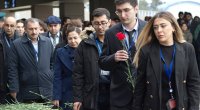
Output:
[73,8,111,110]
[99,0,146,110]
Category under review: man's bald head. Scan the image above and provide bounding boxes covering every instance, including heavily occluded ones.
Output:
[4,16,16,23]
[3,16,16,38]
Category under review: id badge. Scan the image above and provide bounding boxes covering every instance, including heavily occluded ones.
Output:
[100,70,110,76]
[166,99,176,110]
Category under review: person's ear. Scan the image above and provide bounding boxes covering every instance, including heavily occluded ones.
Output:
[134,5,139,14]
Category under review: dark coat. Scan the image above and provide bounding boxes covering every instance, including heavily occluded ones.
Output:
[53,45,74,110]
[98,19,146,107]
[73,33,109,109]
[8,35,54,100]
[0,40,5,103]
[132,41,200,110]
[193,28,200,71]
[0,31,19,91]
[0,39,5,91]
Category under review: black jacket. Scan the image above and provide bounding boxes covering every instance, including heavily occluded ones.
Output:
[133,41,200,110]
[0,31,19,91]
[0,40,4,90]
[99,19,146,107]
[73,33,110,109]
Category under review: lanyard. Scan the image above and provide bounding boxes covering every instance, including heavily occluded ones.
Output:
[160,44,176,99]
[95,35,103,56]
[160,44,175,81]
[4,34,11,48]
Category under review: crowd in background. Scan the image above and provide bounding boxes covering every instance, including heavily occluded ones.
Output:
[0,0,200,110]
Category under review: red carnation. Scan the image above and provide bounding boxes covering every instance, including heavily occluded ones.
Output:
[115,32,135,92]
[116,32,125,41]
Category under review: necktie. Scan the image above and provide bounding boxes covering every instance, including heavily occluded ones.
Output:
[125,30,135,46]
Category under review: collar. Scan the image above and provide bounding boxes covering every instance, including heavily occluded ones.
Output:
[84,33,97,46]
[22,34,45,43]
[122,18,138,32]
[94,33,103,43]
[3,32,14,40]
[27,35,40,42]
[64,44,75,50]
[48,32,60,38]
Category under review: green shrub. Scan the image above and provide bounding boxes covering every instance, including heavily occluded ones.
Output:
[0,103,57,110]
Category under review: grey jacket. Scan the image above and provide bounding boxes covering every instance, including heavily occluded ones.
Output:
[8,35,54,100]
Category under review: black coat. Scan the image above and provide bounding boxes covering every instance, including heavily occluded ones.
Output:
[133,41,200,110]
[193,28,200,71]
[0,40,4,90]
[0,31,19,91]
[8,35,54,100]
[73,33,109,109]
[99,19,146,107]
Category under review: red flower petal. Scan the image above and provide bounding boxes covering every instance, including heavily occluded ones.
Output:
[116,32,125,41]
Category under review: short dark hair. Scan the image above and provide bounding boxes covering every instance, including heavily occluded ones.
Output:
[178,11,183,16]
[38,19,48,32]
[17,19,25,25]
[92,8,110,20]
[114,0,138,7]
[62,24,81,41]
[70,18,83,29]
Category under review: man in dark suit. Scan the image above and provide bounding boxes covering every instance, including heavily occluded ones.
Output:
[98,0,146,110]
[42,15,63,49]
[8,18,54,103]
[0,16,19,104]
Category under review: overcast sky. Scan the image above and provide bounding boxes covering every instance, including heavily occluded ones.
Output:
[143,0,200,18]
[159,0,200,18]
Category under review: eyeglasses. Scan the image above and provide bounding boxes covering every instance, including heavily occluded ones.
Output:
[115,8,133,16]
[92,21,109,28]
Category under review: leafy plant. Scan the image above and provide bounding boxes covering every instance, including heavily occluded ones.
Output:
[0,91,74,110]
[0,103,55,110]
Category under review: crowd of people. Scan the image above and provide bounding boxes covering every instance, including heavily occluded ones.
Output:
[0,0,200,110]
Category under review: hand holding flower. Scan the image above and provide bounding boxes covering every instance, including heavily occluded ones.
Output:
[114,50,129,62]
[115,32,135,92]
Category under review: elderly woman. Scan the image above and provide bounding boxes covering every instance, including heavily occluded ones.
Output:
[52,25,82,110]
